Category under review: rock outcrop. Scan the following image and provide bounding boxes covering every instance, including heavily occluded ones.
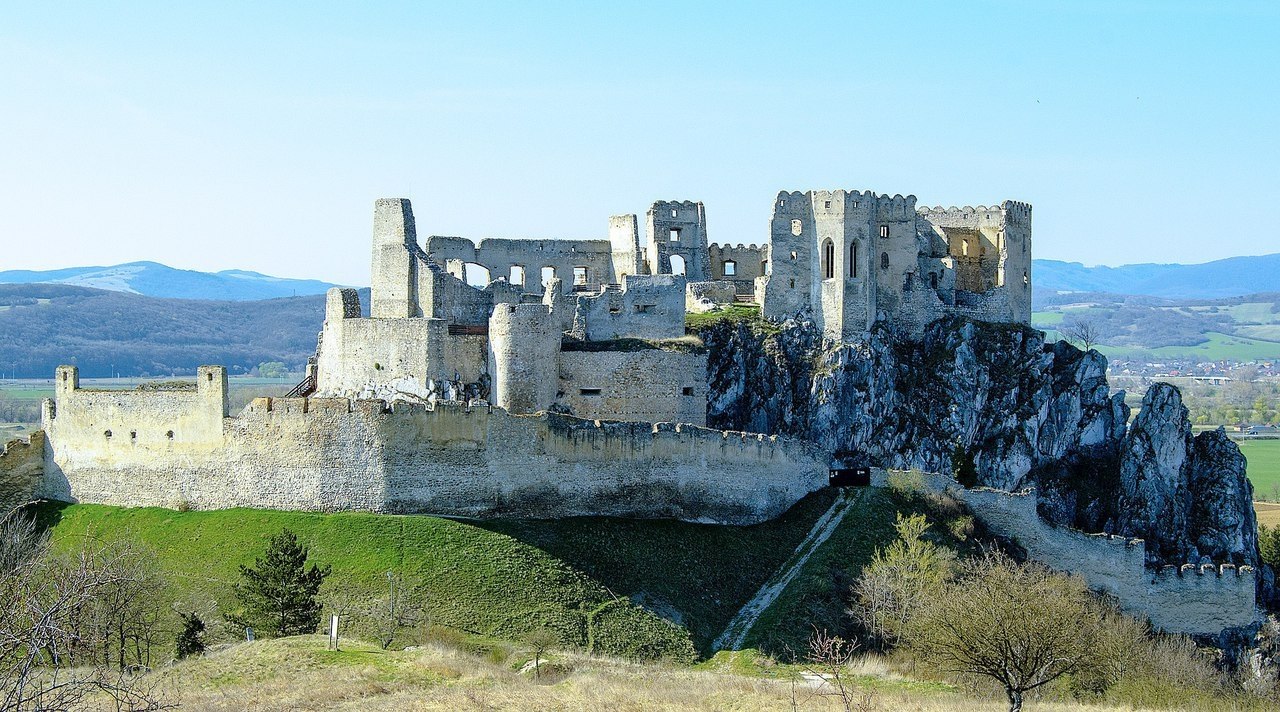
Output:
[697,315,1258,567]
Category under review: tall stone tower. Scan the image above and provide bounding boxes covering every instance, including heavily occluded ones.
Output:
[370,198,420,318]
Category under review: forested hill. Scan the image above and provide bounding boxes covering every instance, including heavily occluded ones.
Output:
[1033,254,1280,300]
[0,261,339,301]
[0,284,367,378]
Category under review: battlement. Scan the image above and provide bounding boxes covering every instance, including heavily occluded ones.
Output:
[709,242,766,250]
[871,471,1257,636]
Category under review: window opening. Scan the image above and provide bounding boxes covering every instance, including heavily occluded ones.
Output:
[669,228,680,242]
[541,266,556,288]
[881,252,889,270]
[821,239,835,279]
[579,388,602,396]
[849,242,858,277]
[682,387,694,396]
[723,260,737,276]
[573,266,589,286]
[879,225,890,238]
[669,254,686,275]
[510,265,526,286]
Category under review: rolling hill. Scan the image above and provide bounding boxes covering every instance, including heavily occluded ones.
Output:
[0,261,340,301]
[0,283,360,378]
[1033,254,1280,301]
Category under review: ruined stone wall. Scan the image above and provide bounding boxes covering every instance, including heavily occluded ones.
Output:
[609,214,645,278]
[918,202,1032,324]
[708,243,768,295]
[571,275,686,341]
[646,201,708,281]
[423,235,616,295]
[315,289,486,399]
[42,393,827,525]
[872,470,1258,636]
[1,431,45,510]
[557,349,707,426]
[686,281,737,313]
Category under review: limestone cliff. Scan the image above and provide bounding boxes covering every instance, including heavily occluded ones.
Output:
[698,315,1258,568]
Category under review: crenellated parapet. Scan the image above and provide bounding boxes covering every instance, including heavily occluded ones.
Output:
[41,390,830,525]
[870,470,1258,637]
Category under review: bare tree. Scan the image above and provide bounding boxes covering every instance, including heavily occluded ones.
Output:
[0,511,169,710]
[800,628,878,712]
[1062,316,1102,352]
[907,550,1107,712]
[522,628,558,682]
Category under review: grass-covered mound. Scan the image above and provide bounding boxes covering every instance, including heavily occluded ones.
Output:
[31,503,696,662]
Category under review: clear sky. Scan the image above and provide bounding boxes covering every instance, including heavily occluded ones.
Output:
[2,1,1276,286]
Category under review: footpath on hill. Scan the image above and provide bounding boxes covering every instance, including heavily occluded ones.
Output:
[713,488,863,651]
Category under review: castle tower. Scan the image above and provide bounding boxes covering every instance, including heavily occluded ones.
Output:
[999,201,1033,323]
[370,198,420,318]
[196,365,229,418]
[761,192,817,321]
[608,214,644,279]
[487,304,560,414]
[645,201,709,281]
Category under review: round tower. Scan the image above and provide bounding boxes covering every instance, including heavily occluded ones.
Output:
[487,304,560,414]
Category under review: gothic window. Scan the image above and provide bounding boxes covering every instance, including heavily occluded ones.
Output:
[881,252,889,270]
[879,225,889,238]
[849,242,858,277]
[821,239,835,280]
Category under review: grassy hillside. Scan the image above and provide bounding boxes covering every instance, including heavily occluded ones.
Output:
[33,503,697,661]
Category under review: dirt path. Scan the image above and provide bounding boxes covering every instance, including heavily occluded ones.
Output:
[713,488,863,651]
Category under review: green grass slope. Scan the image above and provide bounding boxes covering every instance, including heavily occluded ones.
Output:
[32,503,697,661]
[1242,439,1280,501]
[32,492,843,661]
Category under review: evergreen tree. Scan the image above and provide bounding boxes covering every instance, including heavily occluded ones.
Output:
[175,612,206,659]
[230,528,331,637]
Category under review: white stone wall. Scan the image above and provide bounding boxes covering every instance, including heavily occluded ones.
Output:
[557,349,707,426]
[873,470,1259,636]
[571,275,686,341]
[41,388,828,525]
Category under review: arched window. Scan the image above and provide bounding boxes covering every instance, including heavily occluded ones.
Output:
[821,239,835,279]
[881,252,889,270]
[463,263,490,288]
[541,266,556,289]
[849,242,858,278]
[669,254,686,275]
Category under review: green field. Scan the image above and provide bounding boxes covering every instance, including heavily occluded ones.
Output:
[1241,439,1280,502]
[1095,332,1280,361]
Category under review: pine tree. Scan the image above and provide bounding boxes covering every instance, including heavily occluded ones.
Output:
[175,612,206,659]
[231,528,331,637]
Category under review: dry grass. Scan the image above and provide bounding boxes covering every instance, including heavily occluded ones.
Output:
[79,635,1230,712]
[1254,501,1280,527]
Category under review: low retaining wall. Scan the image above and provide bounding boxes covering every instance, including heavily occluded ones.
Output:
[873,470,1258,636]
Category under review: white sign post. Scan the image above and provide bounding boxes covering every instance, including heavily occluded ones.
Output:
[329,614,339,651]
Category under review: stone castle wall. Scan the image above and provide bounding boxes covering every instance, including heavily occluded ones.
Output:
[874,470,1258,636]
[1,431,45,511]
[40,379,828,524]
[557,349,708,426]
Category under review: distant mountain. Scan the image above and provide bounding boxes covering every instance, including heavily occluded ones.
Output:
[1032,254,1280,300]
[0,284,369,379]
[0,261,341,301]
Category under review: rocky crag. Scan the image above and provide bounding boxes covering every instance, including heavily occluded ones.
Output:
[696,316,1259,570]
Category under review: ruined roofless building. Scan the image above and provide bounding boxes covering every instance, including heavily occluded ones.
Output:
[313,191,1030,423]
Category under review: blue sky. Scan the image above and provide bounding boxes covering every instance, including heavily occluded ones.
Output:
[1,1,1276,286]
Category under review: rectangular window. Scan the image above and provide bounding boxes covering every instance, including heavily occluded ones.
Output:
[824,200,831,209]
[681,387,694,396]
[634,304,653,313]
[579,388,602,396]
[669,228,680,242]
[723,260,736,276]
[573,266,588,285]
